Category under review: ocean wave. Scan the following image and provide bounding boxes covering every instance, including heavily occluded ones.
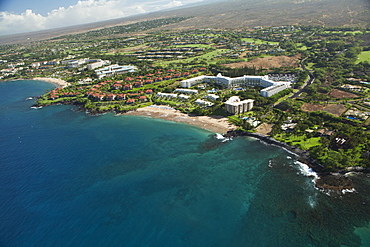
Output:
[294,160,319,184]
[317,187,357,197]
[341,188,356,194]
[308,195,317,208]
[215,133,232,142]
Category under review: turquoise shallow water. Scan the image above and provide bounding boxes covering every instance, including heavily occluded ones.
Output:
[1,80,370,247]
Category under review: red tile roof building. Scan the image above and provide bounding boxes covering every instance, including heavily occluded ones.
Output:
[123,84,132,90]
[126,99,136,104]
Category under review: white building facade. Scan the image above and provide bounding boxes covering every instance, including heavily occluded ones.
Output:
[173,88,198,94]
[156,92,177,98]
[94,64,137,79]
[181,73,290,97]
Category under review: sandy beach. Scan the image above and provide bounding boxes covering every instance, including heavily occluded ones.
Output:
[33,77,70,87]
[125,105,237,134]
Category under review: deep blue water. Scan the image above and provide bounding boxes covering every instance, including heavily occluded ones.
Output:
[1,80,370,247]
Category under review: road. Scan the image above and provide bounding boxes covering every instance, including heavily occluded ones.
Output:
[288,57,315,99]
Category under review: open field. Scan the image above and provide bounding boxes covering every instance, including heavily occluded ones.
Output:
[275,133,321,150]
[241,38,279,45]
[329,89,359,99]
[356,51,370,64]
[108,45,150,54]
[296,43,308,51]
[301,103,348,117]
[156,49,227,66]
[222,55,301,69]
[323,31,366,35]
[255,122,273,135]
[306,62,315,70]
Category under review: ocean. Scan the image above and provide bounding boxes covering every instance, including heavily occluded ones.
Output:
[1,80,370,247]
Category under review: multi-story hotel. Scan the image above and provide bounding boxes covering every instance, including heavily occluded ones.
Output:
[225,96,254,114]
[181,73,290,97]
[94,64,137,79]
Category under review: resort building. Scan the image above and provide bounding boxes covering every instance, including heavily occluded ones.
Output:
[156,92,177,98]
[178,94,191,101]
[181,73,291,97]
[61,58,90,68]
[94,64,137,79]
[181,76,207,88]
[260,83,288,97]
[173,88,198,94]
[195,99,214,107]
[204,94,220,101]
[225,96,254,114]
[87,60,110,70]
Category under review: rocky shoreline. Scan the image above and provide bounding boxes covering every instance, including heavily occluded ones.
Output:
[32,98,364,195]
[225,130,364,195]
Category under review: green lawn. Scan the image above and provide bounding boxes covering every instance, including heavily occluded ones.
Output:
[168,44,212,49]
[278,93,293,102]
[241,38,279,45]
[356,51,370,64]
[156,49,228,66]
[322,30,364,35]
[296,43,308,51]
[275,133,321,150]
[306,63,315,70]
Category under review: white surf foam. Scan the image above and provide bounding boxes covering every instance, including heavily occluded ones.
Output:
[341,188,356,194]
[308,195,317,208]
[295,161,319,184]
[215,133,225,139]
[215,133,232,142]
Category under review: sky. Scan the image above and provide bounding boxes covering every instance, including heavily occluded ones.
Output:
[0,0,205,35]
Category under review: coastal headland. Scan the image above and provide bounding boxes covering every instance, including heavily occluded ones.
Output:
[225,130,363,194]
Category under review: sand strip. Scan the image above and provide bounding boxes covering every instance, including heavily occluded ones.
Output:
[33,77,70,87]
[124,105,237,134]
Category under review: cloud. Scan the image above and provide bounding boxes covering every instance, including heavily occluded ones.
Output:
[0,0,201,35]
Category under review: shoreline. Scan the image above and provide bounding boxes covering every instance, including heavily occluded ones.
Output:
[225,130,363,195]
[123,105,237,134]
[32,77,70,88]
[32,96,365,195]
[1,77,70,88]
[124,106,364,194]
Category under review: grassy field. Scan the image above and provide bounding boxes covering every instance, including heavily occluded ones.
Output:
[356,51,370,64]
[296,43,308,51]
[156,49,227,66]
[169,44,211,48]
[275,133,321,150]
[306,62,315,70]
[322,30,365,35]
[241,38,279,45]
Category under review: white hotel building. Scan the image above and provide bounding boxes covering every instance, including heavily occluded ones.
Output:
[181,73,291,97]
[94,64,137,79]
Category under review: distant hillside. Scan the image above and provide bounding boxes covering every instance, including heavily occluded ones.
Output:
[151,0,370,31]
[1,0,369,45]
